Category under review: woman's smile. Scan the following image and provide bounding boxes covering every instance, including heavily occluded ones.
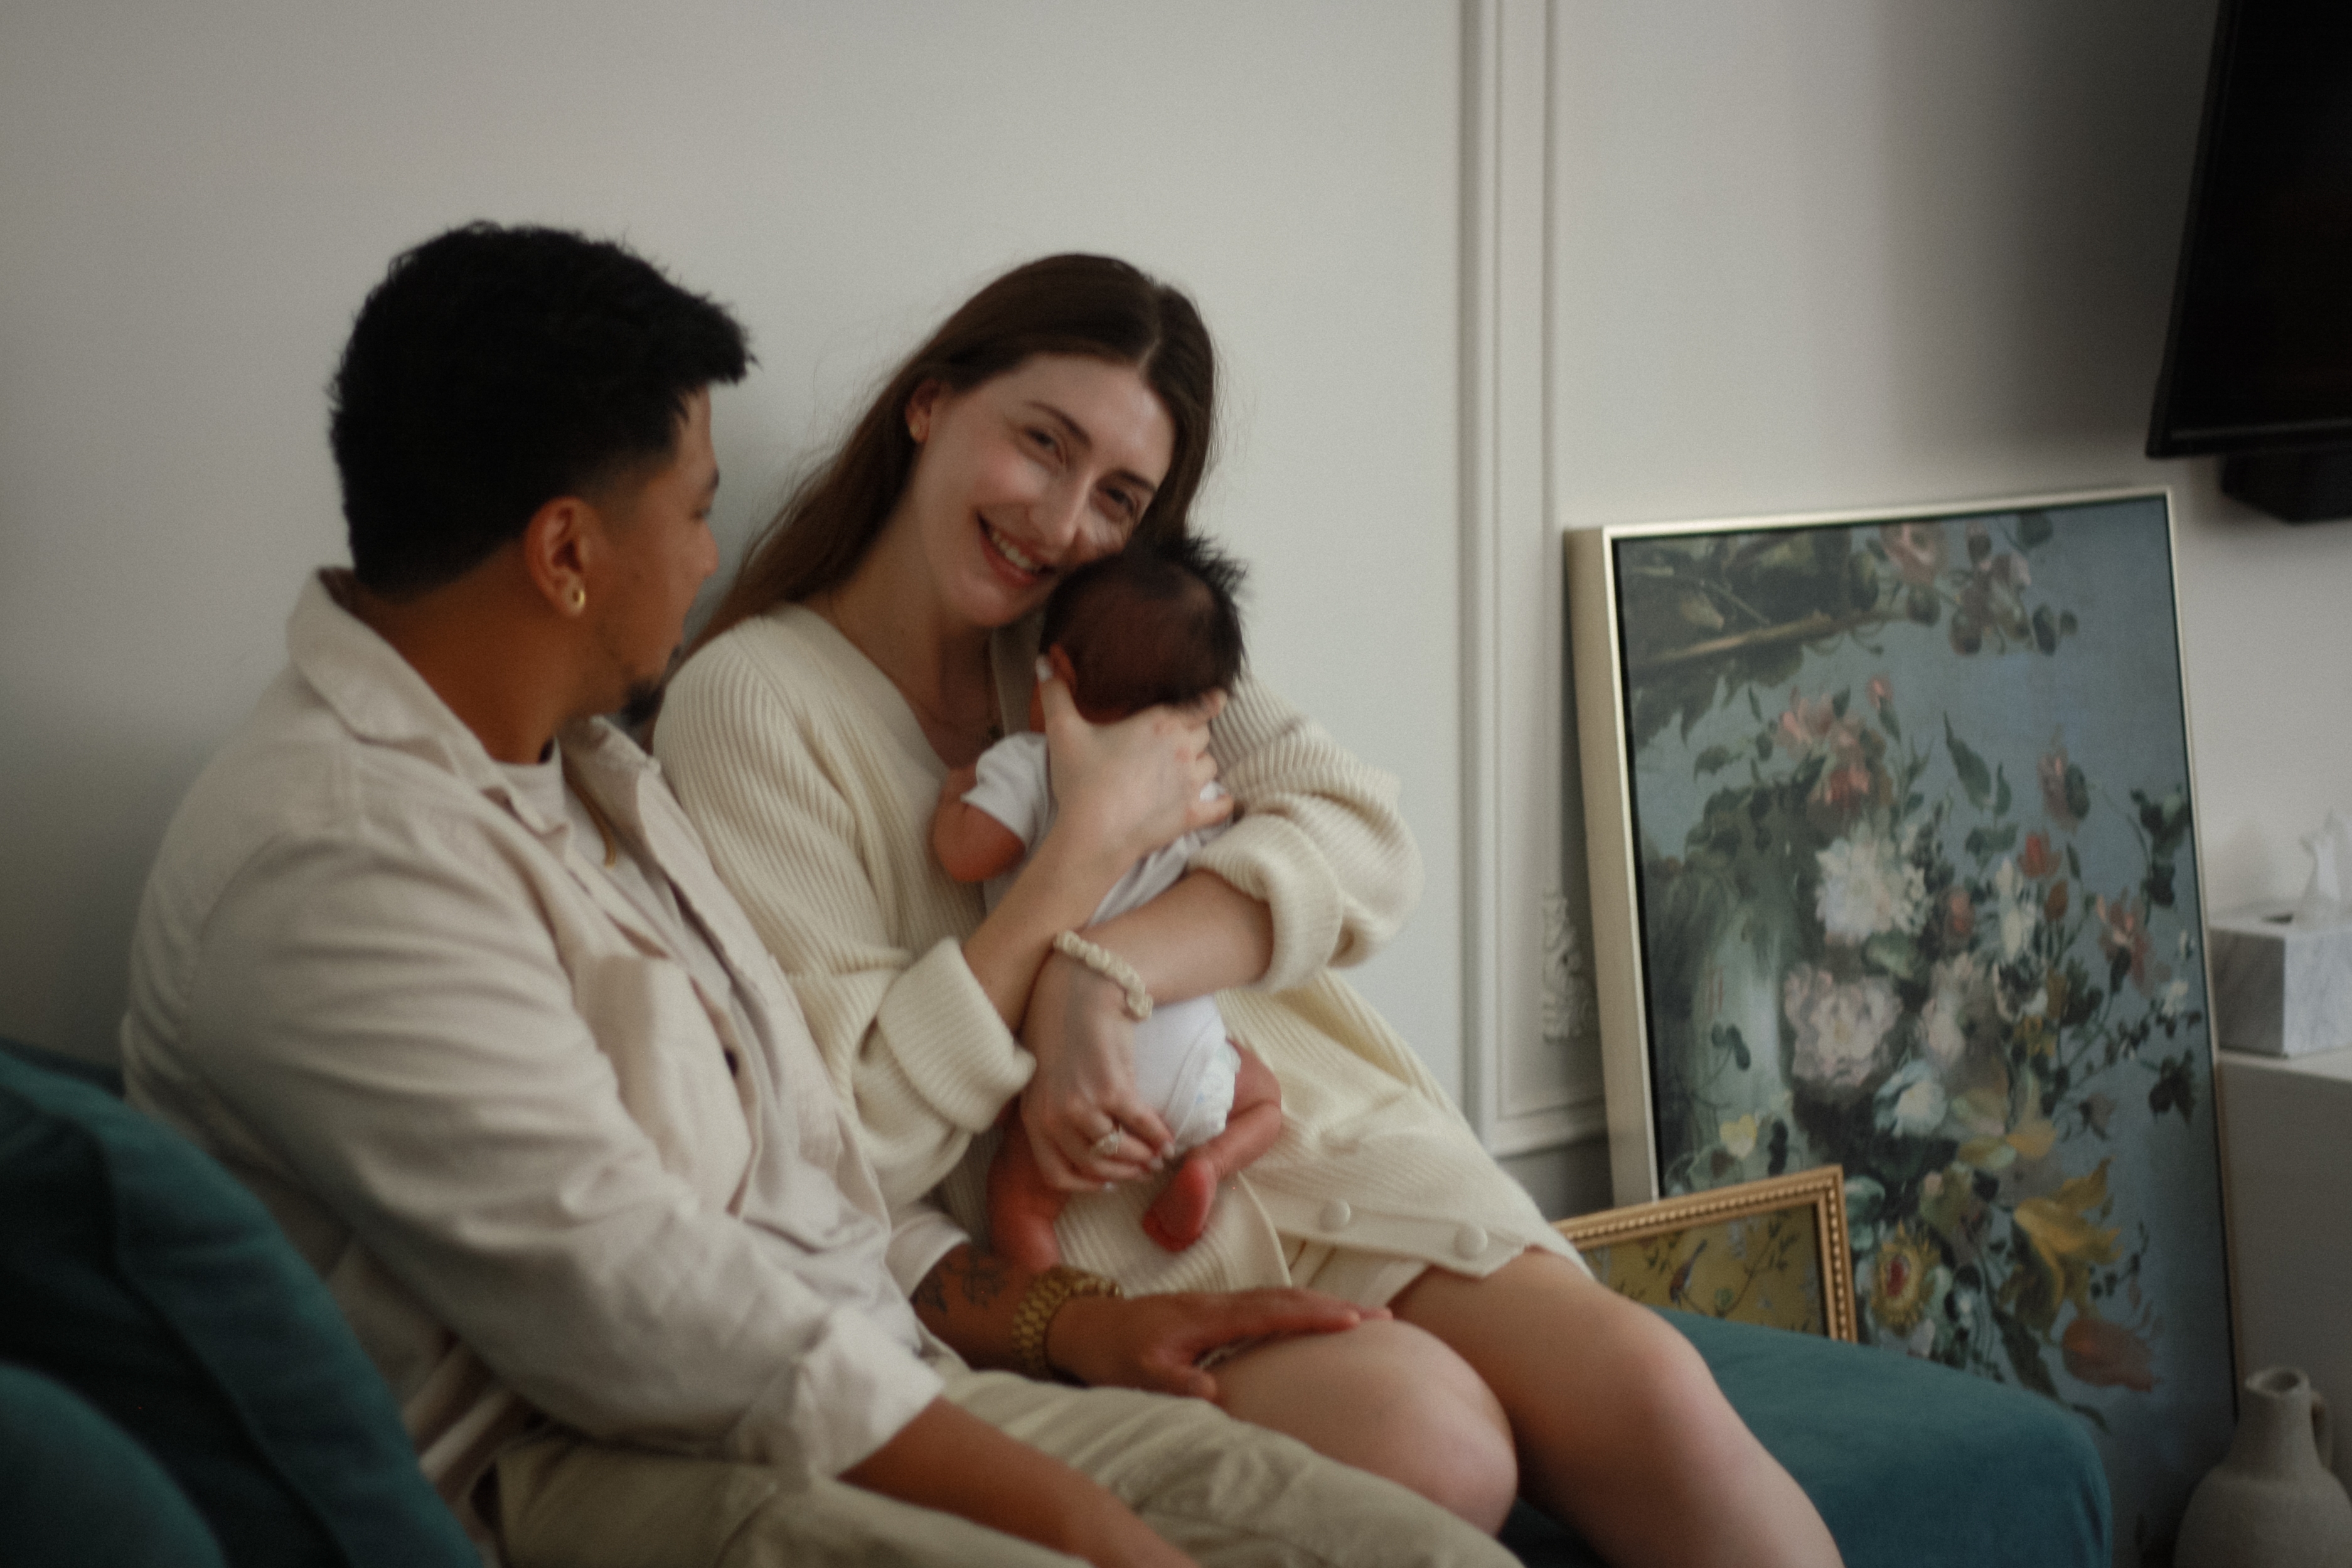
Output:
[981,517,1049,580]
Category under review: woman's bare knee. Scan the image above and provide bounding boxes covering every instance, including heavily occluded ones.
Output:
[1214,1318,1517,1532]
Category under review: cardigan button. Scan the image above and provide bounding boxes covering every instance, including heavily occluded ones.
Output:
[1453,1224,1490,1260]
[1319,1200,1353,1231]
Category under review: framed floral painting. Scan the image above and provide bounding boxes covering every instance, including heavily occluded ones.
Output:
[1566,489,2233,1560]
[1558,1165,1856,1341]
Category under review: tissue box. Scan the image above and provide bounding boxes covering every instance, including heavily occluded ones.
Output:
[2208,901,2352,1057]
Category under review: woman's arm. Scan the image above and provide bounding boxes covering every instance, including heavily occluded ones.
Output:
[656,636,1029,1209]
[1016,874,1271,1187]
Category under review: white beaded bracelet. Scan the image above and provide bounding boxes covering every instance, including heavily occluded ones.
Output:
[1050,931,1155,1021]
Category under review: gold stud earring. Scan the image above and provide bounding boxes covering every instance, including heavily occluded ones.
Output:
[569,587,587,612]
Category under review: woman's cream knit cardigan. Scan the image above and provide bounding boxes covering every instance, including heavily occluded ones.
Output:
[656,606,1573,1306]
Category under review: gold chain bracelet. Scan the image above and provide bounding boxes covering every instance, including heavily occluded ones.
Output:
[1009,1264,1124,1381]
[1050,931,1153,1021]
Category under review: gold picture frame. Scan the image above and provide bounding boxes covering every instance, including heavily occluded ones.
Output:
[1557,1165,1856,1341]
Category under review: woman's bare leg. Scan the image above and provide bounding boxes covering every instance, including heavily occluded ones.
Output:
[1390,1251,1842,1568]
[1209,1318,1519,1532]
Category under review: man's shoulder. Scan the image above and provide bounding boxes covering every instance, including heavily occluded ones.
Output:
[145,660,521,925]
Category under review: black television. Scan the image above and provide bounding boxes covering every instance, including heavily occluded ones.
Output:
[2148,0,2352,522]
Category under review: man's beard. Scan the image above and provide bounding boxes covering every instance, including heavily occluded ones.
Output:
[616,643,686,734]
[618,678,666,733]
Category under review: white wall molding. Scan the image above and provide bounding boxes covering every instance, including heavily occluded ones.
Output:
[1460,0,1605,1158]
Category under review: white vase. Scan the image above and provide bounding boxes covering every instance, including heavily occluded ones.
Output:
[2176,1366,2352,1568]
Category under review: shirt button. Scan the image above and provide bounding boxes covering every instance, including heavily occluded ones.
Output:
[1319,1200,1353,1231]
[1453,1224,1489,1260]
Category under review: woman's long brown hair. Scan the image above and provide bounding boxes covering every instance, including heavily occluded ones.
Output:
[695,253,1216,652]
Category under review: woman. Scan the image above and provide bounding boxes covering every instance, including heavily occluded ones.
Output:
[655,255,1838,1567]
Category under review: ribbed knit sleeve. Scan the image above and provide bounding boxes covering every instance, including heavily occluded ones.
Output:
[655,629,1030,1212]
[1195,673,1423,993]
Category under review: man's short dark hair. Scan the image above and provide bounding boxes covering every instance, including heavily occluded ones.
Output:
[1039,532,1248,717]
[329,223,751,599]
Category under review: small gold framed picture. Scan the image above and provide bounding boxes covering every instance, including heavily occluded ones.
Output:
[1557,1165,1856,1341]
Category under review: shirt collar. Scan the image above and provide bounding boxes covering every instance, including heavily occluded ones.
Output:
[286,568,657,837]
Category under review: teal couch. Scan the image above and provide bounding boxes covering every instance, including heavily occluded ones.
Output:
[0,1038,2109,1565]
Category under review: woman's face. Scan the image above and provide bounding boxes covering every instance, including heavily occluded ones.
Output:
[895,354,1175,630]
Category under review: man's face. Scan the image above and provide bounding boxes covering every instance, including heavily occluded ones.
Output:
[585,388,719,720]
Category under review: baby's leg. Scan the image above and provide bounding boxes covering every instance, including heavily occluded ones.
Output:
[1142,1045,1282,1253]
[986,1113,1068,1272]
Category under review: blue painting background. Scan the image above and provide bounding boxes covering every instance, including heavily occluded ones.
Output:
[1616,494,2232,1559]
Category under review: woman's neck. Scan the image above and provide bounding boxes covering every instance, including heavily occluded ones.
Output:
[811,546,1001,765]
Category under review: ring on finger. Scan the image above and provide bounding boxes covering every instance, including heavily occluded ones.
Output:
[1092,1128,1123,1160]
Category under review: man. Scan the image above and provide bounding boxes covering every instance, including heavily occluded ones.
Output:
[119,224,1515,1567]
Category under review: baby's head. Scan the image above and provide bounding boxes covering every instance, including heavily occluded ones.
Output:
[1037,533,1247,723]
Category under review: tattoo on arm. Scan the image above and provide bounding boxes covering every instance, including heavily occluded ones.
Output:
[911,1246,1016,1323]
[957,1250,1013,1308]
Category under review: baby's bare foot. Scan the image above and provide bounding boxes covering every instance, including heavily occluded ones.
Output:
[1141,1154,1220,1252]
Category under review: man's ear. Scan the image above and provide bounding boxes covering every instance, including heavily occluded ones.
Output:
[520,495,598,617]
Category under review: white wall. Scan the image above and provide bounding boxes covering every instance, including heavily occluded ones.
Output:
[0,3,1468,1083]
[1552,0,2352,916]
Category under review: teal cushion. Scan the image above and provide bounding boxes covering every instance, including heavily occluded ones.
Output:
[1500,1309,2110,1566]
[0,1361,226,1567]
[0,1045,478,1568]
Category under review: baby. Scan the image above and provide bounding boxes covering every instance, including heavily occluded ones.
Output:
[933,534,1283,1271]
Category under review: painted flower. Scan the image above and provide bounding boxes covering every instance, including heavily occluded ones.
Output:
[1993,857,2037,963]
[2039,742,2082,832]
[1921,954,1991,1069]
[2061,1314,2158,1392]
[2095,891,2161,995]
[2160,978,2190,1021]
[1815,825,1928,944]
[1816,757,1876,814]
[1870,1224,1942,1335]
[1879,522,1946,587]
[1874,1059,1949,1138]
[1943,886,1976,944]
[1719,1113,1759,1160]
[1785,968,1900,1094]
[2004,1160,2121,1336]
[1918,1163,1986,1266]
[2019,832,2059,880]
[1775,688,1839,755]
[1960,549,2032,632]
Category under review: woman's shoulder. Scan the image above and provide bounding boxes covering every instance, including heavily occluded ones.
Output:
[663,605,944,791]
[670,607,852,724]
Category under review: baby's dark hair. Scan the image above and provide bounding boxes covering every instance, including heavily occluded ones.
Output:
[1039,533,1247,717]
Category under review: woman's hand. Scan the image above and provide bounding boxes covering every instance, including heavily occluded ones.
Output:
[1037,664,1231,876]
[1047,1287,1389,1401]
[1019,949,1172,1187]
